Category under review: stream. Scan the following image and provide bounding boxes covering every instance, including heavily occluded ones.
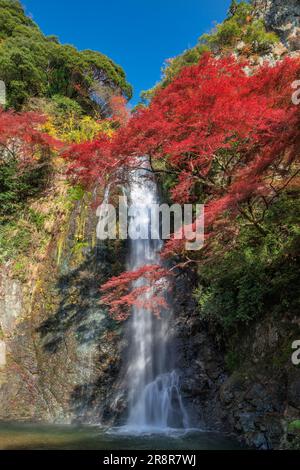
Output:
[0,423,241,450]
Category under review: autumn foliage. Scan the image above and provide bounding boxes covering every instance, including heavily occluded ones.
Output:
[100,265,169,321]
[0,108,60,217]
[0,108,58,163]
[64,54,300,318]
[109,95,130,127]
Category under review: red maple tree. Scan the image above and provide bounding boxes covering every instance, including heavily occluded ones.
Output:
[100,265,169,321]
[0,108,59,166]
[64,54,300,318]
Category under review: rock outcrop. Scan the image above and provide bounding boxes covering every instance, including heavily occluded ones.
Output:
[253,0,300,51]
[0,185,126,424]
[173,271,300,449]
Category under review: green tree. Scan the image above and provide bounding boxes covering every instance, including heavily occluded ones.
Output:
[0,0,132,111]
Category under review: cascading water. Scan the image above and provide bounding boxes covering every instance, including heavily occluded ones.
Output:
[124,161,189,432]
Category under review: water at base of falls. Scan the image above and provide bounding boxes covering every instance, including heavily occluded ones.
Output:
[126,371,189,432]
[0,423,242,450]
[122,159,189,433]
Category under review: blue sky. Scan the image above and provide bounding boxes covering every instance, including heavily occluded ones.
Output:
[23,0,230,105]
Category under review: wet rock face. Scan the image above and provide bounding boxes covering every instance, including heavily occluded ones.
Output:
[253,0,300,50]
[171,275,227,431]
[0,272,23,336]
[219,371,287,449]
[172,273,300,449]
[0,192,127,425]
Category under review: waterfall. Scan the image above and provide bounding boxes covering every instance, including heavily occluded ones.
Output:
[123,161,189,432]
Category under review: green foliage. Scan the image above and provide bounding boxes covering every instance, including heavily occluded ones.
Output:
[201,18,242,48]
[161,45,210,87]
[27,96,111,143]
[244,19,279,53]
[67,185,86,202]
[199,1,278,53]
[0,0,36,40]
[0,0,132,110]
[11,257,27,280]
[27,208,46,231]
[225,349,242,372]
[288,421,300,432]
[0,220,31,262]
[51,95,83,118]
[0,154,51,218]
[284,418,300,449]
[194,194,300,330]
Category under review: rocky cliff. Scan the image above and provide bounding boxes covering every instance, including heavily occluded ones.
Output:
[174,280,300,449]
[0,176,127,424]
[253,0,300,50]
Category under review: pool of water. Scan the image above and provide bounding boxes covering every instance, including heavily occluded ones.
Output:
[0,423,241,450]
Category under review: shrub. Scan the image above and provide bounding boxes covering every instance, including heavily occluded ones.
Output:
[194,194,300,330]
[199,1,278,53]
[0,155,52,218]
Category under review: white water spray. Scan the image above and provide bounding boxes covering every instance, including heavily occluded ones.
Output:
[124,161,189,432]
